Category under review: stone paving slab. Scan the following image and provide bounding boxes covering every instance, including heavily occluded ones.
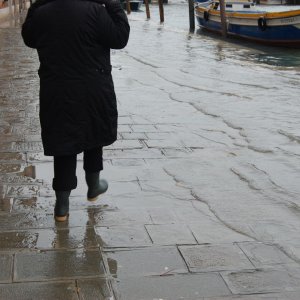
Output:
[121,132,147,140]
[11,194,113,213]
[0,226,98,250]
[0,213,30,231]
[64,196,115,211]
[0,142,14,152]
[0,210,94,231]
[221,266,300,294]
[219,203,300,224]
[14,249,106,281]
[203,293,300,300]
[106,139,144,150]
[0,135,24,144]
[179,244,254,272]
[47,227,99,250]
[77,278,114,300]
[106,246,188,278]
[139,180,192,200]
[246,220,300,243]
[11,141,44,152]
[146,132,174,140]
[282,242,300,263]
[0,229,40,250]
[109,192,194,210]
[0,281,78,300]
[118,116,133,124]
[0,173,40,185]
[93,208,152,226]
[161,147,205,158]
[144,139,186,149]
[0,197,13,212]
[114,273,231,300]
[0,163,23,173]
[238,241,295,267]
[100,163,174,182]
[171,202,216,223]
[116,124,131,132]
[145,224,197,245]
[188,220,254,244]
[95,225,153,248]
[0,152,25,162]
[147,207,179,224]
[27,152,54,162]
[130,124,158,132]
[0,254,13,283]
[12,196,55,212]
[110,158,146,166]
[0,185,5,199]
[6,184,40,197]
[24,134,43,142]
[104,148,165,159]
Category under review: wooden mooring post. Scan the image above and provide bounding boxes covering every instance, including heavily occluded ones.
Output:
[144,0,150,19]
[126,0,131,14]
[158,0,164,23]
[219,0,227,37]
[188,0,195,32]
[8,0,13,17]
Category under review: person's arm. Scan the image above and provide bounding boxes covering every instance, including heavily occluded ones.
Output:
[21,6,37,48]
[21,0,52,48]
[96,0,130,49]
[21,6,36,48]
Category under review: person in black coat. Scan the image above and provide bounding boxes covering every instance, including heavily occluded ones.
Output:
[22,0,130,221]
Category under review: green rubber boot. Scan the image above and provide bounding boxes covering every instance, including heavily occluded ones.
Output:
[85,172,108,201]
[54,191,71,222]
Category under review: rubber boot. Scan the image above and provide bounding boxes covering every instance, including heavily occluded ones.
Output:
[85,172,108,201]
[54,191,71,222]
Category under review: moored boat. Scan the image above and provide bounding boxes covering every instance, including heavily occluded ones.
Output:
[259,0,287,5]
[194,0,213,6]
[195,0,300,46]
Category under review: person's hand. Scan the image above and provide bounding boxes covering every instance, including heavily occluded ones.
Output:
[85,0,122,11]
[102,0,122,12]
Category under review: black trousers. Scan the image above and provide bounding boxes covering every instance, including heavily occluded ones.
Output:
[52,147,103,191]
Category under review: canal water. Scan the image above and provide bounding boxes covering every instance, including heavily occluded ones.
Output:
[129,1,300,67]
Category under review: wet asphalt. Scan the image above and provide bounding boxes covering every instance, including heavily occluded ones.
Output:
[1,3,300,300]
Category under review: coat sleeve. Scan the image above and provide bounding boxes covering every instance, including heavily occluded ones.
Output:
[98,0,130,49]
[21,6,38,48]
[21,0,52,48]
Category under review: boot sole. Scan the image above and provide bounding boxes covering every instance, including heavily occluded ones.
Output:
[87,189,108,202]
[87,196,99,202]
[87,193,103,202]
[55,214,69,222]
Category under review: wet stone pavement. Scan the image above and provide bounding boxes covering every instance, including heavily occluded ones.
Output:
[1,4,300,300]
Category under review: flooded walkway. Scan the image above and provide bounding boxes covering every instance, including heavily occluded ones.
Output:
[1,3,300,299]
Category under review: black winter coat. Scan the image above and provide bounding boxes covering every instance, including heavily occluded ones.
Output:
[22,0,130,156]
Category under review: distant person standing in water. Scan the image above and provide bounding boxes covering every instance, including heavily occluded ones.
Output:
[22,0,130,221]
